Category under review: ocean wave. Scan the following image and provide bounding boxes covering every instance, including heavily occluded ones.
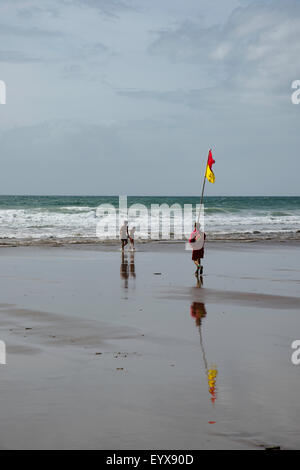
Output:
[0,199,299,243]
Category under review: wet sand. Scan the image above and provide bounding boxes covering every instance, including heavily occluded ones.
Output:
[0,242,300,449]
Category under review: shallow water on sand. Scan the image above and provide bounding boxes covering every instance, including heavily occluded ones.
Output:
[0,243,299,449]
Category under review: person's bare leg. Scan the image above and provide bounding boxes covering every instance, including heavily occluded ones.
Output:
[198,259,203,275]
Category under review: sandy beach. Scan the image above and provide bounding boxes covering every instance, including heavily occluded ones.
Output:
[0,241,299,449]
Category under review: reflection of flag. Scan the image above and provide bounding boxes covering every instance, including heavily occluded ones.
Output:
[206,149,215,183]
[190,302,207,326]
[207,367,218,404]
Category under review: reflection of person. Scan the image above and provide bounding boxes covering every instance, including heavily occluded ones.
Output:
[195,272,203,288]
[189,222,206,275]
[190,301,218,405]
[129,251,136,278]
[120,251,136,288]
[129,226,136,251]
[120,252,129,288]
[120,220,129,251]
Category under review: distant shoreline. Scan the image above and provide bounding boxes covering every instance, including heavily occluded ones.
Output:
[1,236,300,248]
[0,194,299,198]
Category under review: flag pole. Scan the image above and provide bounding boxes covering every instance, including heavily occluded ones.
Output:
[197,152,208,223]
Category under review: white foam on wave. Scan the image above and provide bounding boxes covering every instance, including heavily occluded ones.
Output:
[0,207,299,240]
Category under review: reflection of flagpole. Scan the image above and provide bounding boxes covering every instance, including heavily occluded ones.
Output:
[198,316,218,405]
[199,323,208,372]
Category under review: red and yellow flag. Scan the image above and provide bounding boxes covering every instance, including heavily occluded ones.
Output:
[205,149,215,183]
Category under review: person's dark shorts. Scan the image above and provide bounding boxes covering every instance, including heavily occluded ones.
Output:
[192,248,204,260]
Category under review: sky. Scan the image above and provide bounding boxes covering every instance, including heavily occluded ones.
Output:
[0,0,299,196]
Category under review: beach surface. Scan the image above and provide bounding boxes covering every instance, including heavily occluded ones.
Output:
[0,241,300,449]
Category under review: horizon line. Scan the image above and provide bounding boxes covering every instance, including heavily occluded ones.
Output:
[0,194,299,198]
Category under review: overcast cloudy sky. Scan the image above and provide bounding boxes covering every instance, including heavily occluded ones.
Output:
[0,0,299,196]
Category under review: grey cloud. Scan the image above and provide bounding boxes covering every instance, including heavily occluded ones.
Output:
[148,21,220,64]
[148,0,300,96]
[17,6,60,19]
[0,118,198,195]
[7,0,136,17]
[61,0,136,17]
[117,89,188,104]
[80,42,110,59]
[87,42,109,54]
[61,64,86,79]
[61,42,110,62]
[0,22,62,38]
[0,120,129,194]
[0,0,299,195]
[0,50,42,63]
[2,113,297,196]
[60,42,112,78]
[116,86,254,112]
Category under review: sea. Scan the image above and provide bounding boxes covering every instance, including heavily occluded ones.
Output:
[0,195,299,244]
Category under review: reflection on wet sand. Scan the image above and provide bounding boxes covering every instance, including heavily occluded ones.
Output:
[120,251,136,289]
[195,272,203,288]
[190,301,218,405]
[129,252,136,279]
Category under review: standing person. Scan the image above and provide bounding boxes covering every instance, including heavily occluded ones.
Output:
[189,222,206,275]
[129,226,136,251]
[120,220,129,251]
